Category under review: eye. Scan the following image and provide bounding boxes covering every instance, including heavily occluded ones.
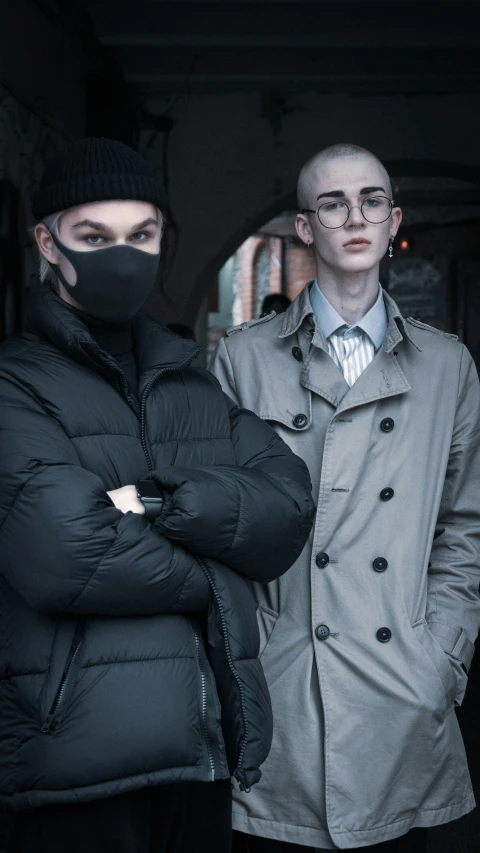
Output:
[322,202,345,212]
[130,231,149,241]
[363,197,381,208]
[85,235,105,245]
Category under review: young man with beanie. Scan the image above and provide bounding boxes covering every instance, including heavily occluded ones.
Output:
[0,137,316,853]
[211,144,480,852]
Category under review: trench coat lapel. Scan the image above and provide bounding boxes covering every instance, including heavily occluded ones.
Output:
[334,292,415,415]
[280,282,350,409]
[334,346,411,416]
[300,288,417,416]
[278,285,419,417]
[300,343,350,408]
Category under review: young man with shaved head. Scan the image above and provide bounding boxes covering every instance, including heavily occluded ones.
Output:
[211,144,480,852]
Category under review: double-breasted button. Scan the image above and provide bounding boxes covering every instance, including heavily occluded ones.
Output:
[376,627,392,643]
[316,552,330,569]
[292,346,303,362]
[380,487,394,501]
[293,413,308,428]
[380,418,395,433]
[373,557,388,573]
[315,624,330,641]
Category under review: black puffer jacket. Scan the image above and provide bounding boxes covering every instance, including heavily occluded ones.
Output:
[0,287,315,810]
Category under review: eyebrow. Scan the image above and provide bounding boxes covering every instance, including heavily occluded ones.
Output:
[317,186,386,200]
[72,217,159,233]
[130,218,159,230]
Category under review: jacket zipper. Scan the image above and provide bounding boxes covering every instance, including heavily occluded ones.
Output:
[192,624,216,781]
[195,557,251,792]
[140,349,200,470]
[41,642,82,733]
[140,349,214,780]
[78,340,199,468]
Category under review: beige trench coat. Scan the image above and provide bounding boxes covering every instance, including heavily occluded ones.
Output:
[210,285,480,849]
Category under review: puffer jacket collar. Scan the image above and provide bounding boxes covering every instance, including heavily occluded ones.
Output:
[25,285,200,394]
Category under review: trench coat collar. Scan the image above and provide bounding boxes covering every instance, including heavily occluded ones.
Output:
[278,281,422,355]
[381,290,422,353]
[278,281,316,339]
[277,282,422,414]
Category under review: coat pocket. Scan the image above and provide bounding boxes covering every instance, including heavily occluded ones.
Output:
[40,618,82,732]
[256,605,279,658]
[412,619,457,714]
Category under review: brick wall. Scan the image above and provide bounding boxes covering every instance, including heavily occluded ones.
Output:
[235,235,283,322]
[234,233,315,322]
[285,237,316,301]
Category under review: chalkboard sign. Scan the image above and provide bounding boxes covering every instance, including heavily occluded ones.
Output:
[384,257,449,330]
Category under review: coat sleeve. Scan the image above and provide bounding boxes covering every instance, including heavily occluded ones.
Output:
[0,377,210,617]
[209,335,239,403]
[427,346,480,704]
[151,383,316,583]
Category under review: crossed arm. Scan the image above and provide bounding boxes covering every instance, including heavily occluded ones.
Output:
[0,378,315,617]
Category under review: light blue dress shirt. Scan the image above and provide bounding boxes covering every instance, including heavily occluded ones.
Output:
[310,281,388,385]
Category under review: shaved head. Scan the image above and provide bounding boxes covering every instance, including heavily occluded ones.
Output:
[297,143,392,209]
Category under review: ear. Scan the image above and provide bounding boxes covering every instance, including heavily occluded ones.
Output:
[34,223,58,265]
[295,213,313,246]
[389,206,403,240]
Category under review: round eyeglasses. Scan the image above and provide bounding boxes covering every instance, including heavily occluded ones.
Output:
[301,196,394,229]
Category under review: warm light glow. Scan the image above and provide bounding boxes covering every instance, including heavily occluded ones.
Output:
[400,239,409,250]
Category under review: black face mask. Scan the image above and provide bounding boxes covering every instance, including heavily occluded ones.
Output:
[48,231,160,323]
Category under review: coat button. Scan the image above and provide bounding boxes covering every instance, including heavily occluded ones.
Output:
[376,627,392,643]
[316,552,330,568]
[292,346,303,362]
[380,418,394,432]
[293,413,308,428]
[373,557,388,573]
[315,624,330,641]
[380,487,394,501]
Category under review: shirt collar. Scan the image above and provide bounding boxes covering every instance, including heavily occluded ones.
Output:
[310,279,387,350]
[278,281,422,354]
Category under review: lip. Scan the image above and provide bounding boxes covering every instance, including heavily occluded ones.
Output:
[343,238,372,252]
[343,238,371,247]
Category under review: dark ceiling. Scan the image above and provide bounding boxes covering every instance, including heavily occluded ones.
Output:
[74,0,480,102]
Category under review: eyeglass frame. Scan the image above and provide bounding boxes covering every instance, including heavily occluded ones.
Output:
[301,196,395,229]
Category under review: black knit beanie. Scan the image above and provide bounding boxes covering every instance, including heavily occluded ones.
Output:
[32,137,167,221]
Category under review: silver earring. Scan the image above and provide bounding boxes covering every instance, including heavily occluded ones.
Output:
[388,236,394,258]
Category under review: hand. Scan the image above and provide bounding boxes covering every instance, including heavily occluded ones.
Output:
[107,485,145,515]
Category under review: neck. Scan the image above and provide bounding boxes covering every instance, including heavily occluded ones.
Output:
[314,256,380,325]
[72,306,134,356]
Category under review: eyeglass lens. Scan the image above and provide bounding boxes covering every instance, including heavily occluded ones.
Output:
[318,196,392,228]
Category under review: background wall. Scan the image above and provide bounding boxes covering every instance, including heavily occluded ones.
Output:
[0,0,87,340]
[0,0,138,341]
[0,0,94,337]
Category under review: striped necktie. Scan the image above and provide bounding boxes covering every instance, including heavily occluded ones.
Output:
[328,326,375,386]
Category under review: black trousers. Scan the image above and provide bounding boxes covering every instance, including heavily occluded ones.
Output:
[8,780,232,853]
[233,827,428,853]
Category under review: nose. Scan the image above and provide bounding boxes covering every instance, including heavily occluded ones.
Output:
[346,205,366,227]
